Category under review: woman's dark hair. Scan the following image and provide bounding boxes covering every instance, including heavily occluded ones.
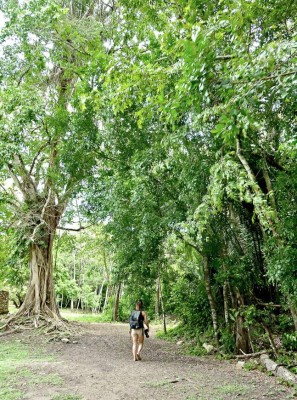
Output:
[136,300,143,309]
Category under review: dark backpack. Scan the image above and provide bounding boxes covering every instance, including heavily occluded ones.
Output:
[129,310,143,329]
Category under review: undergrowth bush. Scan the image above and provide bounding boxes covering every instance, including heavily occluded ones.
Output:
[282,333,297,352]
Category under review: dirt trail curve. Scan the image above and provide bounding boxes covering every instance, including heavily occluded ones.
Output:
[24,323,293,400]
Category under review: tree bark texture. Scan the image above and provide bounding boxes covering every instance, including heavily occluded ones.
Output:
[19,240,60,319]
[113,283,121,321]
[235,291,251,354]
[203,257,219,347]
[222,259,230,330]
[159,278,167,334]
[14,201,63,322]
[261,323,278,356]
[155,276,160,317]
[0,291,9,315]
[223,280,230,329]
[103,285,110,312]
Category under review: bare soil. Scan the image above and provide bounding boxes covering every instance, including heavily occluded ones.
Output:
[16,323,295,399]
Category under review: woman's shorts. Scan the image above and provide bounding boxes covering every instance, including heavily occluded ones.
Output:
[131,328,144,337]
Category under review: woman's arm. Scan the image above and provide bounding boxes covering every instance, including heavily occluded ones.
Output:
[142,311,149,329]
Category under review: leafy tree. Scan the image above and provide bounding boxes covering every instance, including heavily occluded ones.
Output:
[0,0,110,325]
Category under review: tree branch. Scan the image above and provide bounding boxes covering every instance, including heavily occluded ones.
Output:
[57,224,93,232]
[232,70,297,85]
[17,67,30,86]
[174,229,202,254]
[216,55,237,60]
[29,143,48,175]
[29,188,52,243]
[15,154,38,196]
[7,163,27,197]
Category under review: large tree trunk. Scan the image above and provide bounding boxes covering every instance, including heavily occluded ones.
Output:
[18,237,60,321]
[10,201,64,326]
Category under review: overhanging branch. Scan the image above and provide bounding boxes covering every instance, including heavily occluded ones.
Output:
[57,224,93,232]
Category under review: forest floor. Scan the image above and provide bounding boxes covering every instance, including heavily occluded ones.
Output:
[1,322,296,400]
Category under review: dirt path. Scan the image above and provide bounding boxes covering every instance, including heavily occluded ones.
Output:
[21,323,293,400]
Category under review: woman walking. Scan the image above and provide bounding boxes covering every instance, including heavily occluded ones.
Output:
[129,300,149,361]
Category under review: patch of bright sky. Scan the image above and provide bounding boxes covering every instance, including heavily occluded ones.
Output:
[0,10,6,29]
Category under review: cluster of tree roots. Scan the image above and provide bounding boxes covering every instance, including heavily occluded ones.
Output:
[0,309,77,341]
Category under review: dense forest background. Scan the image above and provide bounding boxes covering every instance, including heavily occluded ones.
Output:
[0,0,297,356]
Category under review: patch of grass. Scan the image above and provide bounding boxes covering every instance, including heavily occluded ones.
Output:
[18,368,63,386]
[185,345,208,357]
[0,341,31,400]
[51,395,83,400]
[0,339,61,400]
[0,386,23,400]
[243,360,259,371]
[155,324,183,341]
[0,340,30,363]
[61,310,112,323]
[216,383,248,395]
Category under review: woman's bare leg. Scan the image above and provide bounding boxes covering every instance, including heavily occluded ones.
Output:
[137,335,144,359]
[132,334,139,361]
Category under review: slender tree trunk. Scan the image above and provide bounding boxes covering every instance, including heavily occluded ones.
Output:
[223,280,230,329]
[159,278,167,334]
[103,285,109,312]
[262,157,277,211]
[97,283,104,312]
[261,323,278,356]
[235,290,251,354]
[228,282,236,309]
[113,283,121,321]
[155,276,160,317]
[203,257,219,347]
[221,258,230,330]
